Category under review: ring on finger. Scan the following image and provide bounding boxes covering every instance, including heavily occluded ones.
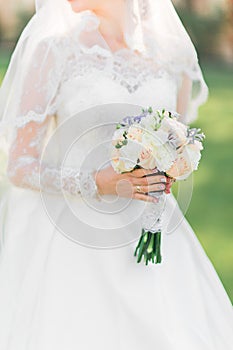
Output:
[136,185,142,193]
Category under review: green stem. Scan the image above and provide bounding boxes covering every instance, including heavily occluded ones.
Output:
[134,230,162,265]
[155,232,162,263]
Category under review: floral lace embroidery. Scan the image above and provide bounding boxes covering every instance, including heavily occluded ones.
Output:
[40,166,82,196]
[61,44,171,94]
[13,36,178,129]
[8,157,99,199]
[141,195,166,232]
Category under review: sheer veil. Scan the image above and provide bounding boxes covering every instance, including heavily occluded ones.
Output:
[0,0,208,177]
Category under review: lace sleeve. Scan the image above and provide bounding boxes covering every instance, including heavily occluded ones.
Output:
[7,116,99,199]
[6,39,100,200]
[176,63,209,125]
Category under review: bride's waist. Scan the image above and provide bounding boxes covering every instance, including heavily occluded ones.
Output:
[6,184,179,221]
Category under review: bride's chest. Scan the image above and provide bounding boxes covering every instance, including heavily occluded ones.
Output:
[56,51,180,123]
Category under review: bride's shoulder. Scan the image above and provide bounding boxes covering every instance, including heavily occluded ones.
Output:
[35,32,81,63]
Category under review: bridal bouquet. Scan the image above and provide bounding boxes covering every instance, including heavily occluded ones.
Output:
[110,107,205,265]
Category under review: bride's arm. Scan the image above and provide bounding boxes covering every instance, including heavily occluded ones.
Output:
[7,116,98,197]
[6,40,98,198]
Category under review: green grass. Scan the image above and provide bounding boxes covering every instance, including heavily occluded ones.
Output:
[0,52,233,302]
[0,50,11,80]
[183,63,233,302]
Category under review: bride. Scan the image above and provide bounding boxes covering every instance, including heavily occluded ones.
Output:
[0,0,233,349]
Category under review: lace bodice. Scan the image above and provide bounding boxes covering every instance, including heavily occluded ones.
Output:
[6,12,185,198]
[55,40,179,122]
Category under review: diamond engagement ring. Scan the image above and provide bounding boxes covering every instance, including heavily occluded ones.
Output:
[136,185,141,193]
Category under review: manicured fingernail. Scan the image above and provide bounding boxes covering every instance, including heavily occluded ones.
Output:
[159,184,165,190]
[160,177,166,182]
[152,168,158,173]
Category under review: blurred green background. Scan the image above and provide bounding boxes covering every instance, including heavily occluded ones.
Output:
[0,1,233,302]
[185,63,233,302]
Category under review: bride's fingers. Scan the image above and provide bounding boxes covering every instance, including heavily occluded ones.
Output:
[129,174,166,186]
[134,183,166,194]
[130,168,158,178]
[145,175,167,185]
[133,192,158,203]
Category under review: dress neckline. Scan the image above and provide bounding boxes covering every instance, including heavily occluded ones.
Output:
[77,10,144,59]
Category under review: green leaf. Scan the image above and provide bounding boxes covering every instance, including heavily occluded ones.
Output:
[148,106,153,114]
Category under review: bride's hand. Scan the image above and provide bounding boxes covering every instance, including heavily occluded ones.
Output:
[93,166,169,203]
[164,176,175,194]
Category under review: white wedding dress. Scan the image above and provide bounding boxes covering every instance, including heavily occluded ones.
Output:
[0,12,233,350]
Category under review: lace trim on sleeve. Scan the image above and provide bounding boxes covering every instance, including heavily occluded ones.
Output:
[7,110,101,200]
[15,105,57,128]
[7,155,100,200]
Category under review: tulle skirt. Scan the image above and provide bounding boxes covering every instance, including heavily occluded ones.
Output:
[0,185,233,350]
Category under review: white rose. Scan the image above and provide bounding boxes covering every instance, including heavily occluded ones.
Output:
[153,144,177,172]
[183,142,202,171]
[161,117,187,134]
[138,147,157,169]
[166,154,192,180]
[115,139,143,172]
[127,125,143,142]
[160,118,188,148]
[142,129,168,149]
